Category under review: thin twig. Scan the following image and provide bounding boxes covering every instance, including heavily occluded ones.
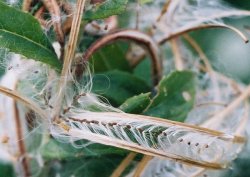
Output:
[135,0,140,30]
[133,155,153,177]
[0,86,47,119]
[196,102,227,108]
[54,0,86,118]
[183,34,244,91]
[14,103,30,177]
[159,24,249,45]
[34,6,47,28]
[82,29,162,86]
[183,34,212,71]
[130,24,249,68]
[22,0,32,12]
[183,34,221,100]
[110,152,137,177]
[156,0,171,22]
[170,38,184,70]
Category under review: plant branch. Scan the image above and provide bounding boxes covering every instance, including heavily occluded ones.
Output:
[128,24,248,69]
[185,35,247,128]
[14,103,30,177]
[110,152,137,177]
[156,0,172,22]
[170,38,184,70]
[183,34,212,71]
[22,0,32,12]
[54,0,86,118]
[34,6,47,28]
[82,29,162,85]
[0,86,47,119]
[133,155,152,177]
[159,24,249,45]
[183,34,221,100]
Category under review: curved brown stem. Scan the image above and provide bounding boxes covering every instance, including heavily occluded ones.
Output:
[128,24,248,68]
[82,29,163,86]
[159,24,249,45]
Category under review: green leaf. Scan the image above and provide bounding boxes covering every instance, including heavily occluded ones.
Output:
[0,160,15,177]
[89,42,131,73]
[91,70,150,106]
[133,58,152,87]
[40,139,127,160]
[0,2,61,70]
[119,93,151,114]
[144,71,195,122]
[84,0,128,20]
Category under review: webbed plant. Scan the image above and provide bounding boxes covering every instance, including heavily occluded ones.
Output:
[0,0,250,177]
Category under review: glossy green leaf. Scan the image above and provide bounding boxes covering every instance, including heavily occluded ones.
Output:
[119,93,151,113]
[91,70,150,106]
[84,0,128,20]
[144,71,195,122]
[0,2,61,70]
[40,139,127,160]
[0,160,15,177]
[89,42,131,73]
[133,58,152,87]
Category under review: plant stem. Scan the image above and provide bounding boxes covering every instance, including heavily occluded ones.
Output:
[14,103,30,177]
[111,152,137,177]
[22,0,32,12]
[171,38,184,70]
[183,34,221,101]
[133,155,152,177]
[0,86,47,119]
[81,30,162,86]
[54,0,86,118]
[156,0,171,22]
[159,24,249,45]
